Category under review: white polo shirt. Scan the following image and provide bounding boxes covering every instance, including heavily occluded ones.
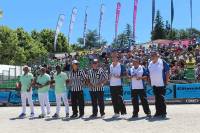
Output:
[110,63,122,86]
[130,65,145,89]
[148,58,165,87]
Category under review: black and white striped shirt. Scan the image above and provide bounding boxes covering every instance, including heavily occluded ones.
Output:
[70,69,87,92]
[87,67,108,91]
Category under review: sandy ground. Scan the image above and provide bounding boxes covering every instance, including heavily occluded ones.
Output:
[0,105,200,133]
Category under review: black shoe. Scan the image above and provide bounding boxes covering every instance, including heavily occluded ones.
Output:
[52,113,59,119]
[132,114,138,118]
[101,113,105,118]
[153,113,161,117]
[121,112,127,115]
[38,114,45,118]
[79,114,84,118]
[66,113,69,118]
[146,113,152,118]
[70,114,78,118]
[89,114,97,118]
[161,114,167,118]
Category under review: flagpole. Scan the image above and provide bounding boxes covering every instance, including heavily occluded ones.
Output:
[83,6,88,47]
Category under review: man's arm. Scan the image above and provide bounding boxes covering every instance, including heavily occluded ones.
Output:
[27,79,34,92]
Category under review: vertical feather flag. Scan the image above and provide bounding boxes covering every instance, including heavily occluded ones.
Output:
[133,0,138,41]
[99,4,105,45]
[83,7,88,47]
[54,14,65,52]
[68,7,78,44]
[190,0,193,30]
[152,0,155,31]
[171,0,174,30]
[115,2,121,40]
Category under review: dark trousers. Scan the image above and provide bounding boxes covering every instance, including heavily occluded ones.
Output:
[89,91,105,115]
[110,86,127,115]
[131,89,151,115]
[153,86,167,115]
[71,91,85,115]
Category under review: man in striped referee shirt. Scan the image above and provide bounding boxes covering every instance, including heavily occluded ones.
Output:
[69,60,87,118]
[87,59,108,118]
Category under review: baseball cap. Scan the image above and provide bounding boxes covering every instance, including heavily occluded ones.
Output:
[72,60,79,64]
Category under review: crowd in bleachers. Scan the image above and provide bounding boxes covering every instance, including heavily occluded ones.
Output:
[30,43,200,83]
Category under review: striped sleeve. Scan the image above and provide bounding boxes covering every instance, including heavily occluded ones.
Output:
[100,68,108,80]
[81,70,87,80]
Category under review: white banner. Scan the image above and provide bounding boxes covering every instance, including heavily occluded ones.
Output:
[99,4,105,42]
[54,14,65,52]
[68,7,78,43]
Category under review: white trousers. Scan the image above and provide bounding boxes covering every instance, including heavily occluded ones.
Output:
[55,92,69,115]
[21,92,34,114]
[38,92,51,115]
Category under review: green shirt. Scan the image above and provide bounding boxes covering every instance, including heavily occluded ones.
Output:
[36,73,50,93]
[54,72,69,94]
[19,72,34,92]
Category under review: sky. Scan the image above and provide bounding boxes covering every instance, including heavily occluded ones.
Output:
[0,0,199,44]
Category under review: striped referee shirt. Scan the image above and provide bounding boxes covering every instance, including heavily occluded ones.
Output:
[88,67,108,91]
[70,69,87,92]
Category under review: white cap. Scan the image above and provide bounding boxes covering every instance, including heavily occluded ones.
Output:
[72,60,79,64]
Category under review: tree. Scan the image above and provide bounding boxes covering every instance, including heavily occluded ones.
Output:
[151,10,166,40]
[125,24,132,38]
[15,28,48,65]
[112,24,133,48]
[0,26,26,65]
[77,29,107,48]
[32,29,69,53]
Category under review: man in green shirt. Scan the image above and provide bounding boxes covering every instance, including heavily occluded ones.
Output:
[52,65,70,119]
[17,66,34,118]
[36,67,51,118]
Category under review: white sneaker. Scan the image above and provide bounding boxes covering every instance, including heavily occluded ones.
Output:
[47,112,51,117]
[112,114,120,118]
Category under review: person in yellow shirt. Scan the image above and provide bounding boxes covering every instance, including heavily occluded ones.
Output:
[17,66,34,118]
[36,67,51,118]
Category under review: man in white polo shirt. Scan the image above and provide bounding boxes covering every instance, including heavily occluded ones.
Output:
[17,66,34,118]
[148,51,170,118]
[109,52,127,118]
[36,67,51,118]
[51,65,70,119]
[128,57,151,118]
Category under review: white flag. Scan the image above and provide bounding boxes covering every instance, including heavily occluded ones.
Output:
[68,7,78,43]
[54,14,65,52]
[99,4,105,43]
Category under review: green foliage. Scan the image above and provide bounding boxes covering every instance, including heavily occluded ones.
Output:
[112,24,133,48]
[151,10,166,40]
[0,26,26,65]
[151,10,200,41]
[77,29,107,49]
